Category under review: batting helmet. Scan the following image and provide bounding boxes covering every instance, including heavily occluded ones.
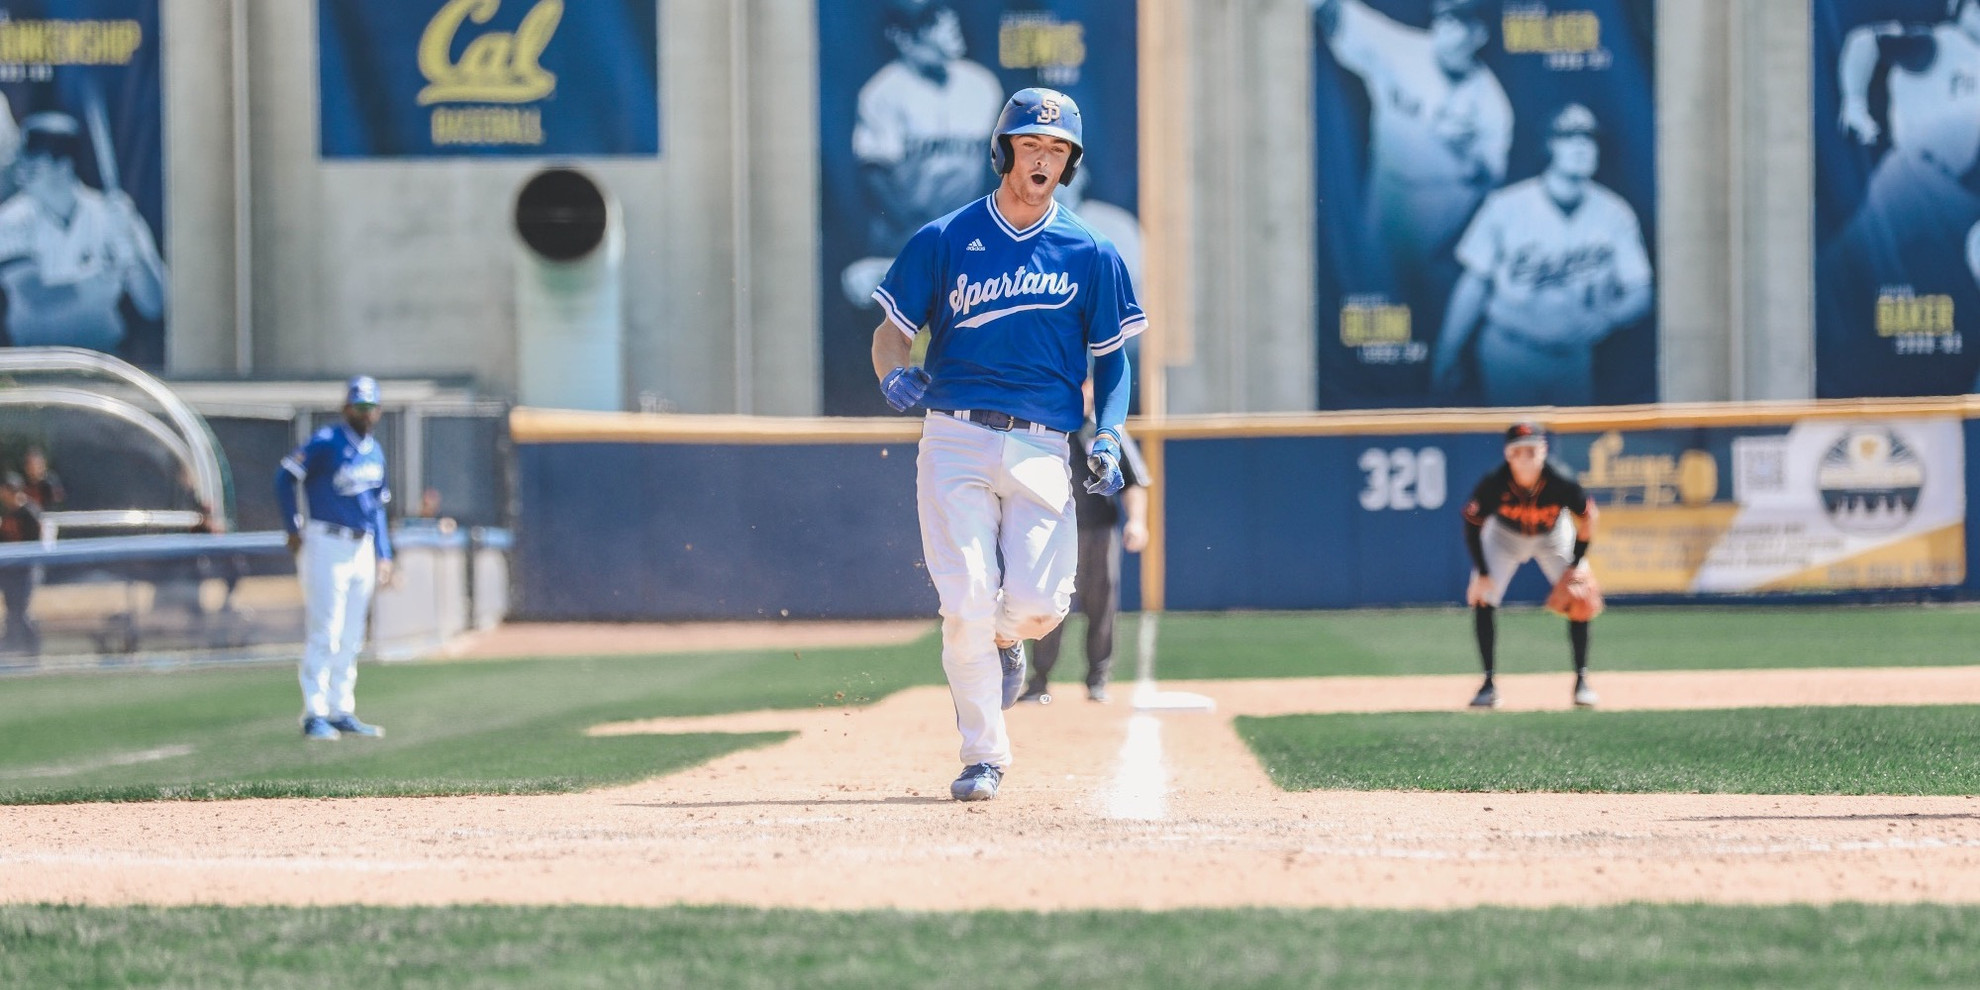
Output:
[990,88,1083,184]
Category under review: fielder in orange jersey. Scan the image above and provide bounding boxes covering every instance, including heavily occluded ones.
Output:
[1460,421,1601,709]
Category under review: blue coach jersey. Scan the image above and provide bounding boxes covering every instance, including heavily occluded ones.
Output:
[874,196,1145,433]
[276,424,393,560]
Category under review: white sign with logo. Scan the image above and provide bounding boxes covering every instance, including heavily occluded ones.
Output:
[1691,418,1966,591]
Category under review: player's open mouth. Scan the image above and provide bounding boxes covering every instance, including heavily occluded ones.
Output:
[1028,172,1049,186]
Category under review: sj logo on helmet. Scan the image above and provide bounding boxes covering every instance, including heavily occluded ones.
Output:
[1036,99,1061,124]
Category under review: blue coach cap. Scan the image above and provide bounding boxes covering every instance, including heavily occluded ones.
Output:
[346,375,381,406]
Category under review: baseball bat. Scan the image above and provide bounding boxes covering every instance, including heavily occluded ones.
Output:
[82,81,120,196]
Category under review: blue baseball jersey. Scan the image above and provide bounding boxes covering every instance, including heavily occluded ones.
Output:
[874,196,1145,433]
[276,425,393,560]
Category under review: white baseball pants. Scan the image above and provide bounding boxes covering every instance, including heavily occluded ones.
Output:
[297,520,377,719]
[1473,516,1578,607]
[916,412,1078,768]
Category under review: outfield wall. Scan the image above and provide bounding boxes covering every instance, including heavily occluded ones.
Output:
[511,398,1980,621]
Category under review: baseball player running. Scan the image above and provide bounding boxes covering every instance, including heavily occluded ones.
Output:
[1431,104,1653,406]
[277,376,395,740]
[1461,422,1601,709]
[871,87,1143,802]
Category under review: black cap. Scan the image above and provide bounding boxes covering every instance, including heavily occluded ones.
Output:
[21,112,81,162]
[1504,421,1548,446]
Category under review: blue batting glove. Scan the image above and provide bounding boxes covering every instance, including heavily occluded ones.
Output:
[1085,431,1125,496]
[880,366,932,412]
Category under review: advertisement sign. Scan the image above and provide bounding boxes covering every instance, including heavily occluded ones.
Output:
[817,0,1139,416]
[1312,0,1658,409]
[1556,419,1966,592]
[0,1,166,367]
[1814,0,1980,396]
[318,0,660,158]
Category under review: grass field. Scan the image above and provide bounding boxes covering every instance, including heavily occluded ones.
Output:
[9,606,1980,987]
[1238,705,1980,794]
[5,903,1979,989]
[1148,604,1980,680]
[5,605,1980,804]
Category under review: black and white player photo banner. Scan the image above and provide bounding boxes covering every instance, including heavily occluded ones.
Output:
[1313,0,1658,410]
[0,1,166,367]
[1815,0,1980,398]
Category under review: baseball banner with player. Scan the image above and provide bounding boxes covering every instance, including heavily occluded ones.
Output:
[1312,0,1659,410]
[817,0,1140,416]
[1814,0,1980,397]
[0,0,167,367]
[317,0,660,158]
[1550,420,1966,592]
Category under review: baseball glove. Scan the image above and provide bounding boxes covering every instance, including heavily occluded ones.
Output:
[1545,568,1605,621]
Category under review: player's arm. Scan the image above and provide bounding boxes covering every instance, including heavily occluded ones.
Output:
[1838,21,1907,144]
[872,320,912,381]
[110,195,166,320]
[1568,485,1597,568]
[1431,269,1490,392]
[1121,483,1150,553]
[275,443,312,554]
[1584,210,1655,343]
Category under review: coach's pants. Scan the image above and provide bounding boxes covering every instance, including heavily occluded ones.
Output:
[297,521,377,719]
[917,412,1078,769]
[1032,522,1122,691]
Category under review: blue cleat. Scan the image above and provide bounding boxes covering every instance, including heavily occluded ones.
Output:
[326,714,385,737]
[999,642,1027,710]
[302,716,340,740]
[951,762,1004,802]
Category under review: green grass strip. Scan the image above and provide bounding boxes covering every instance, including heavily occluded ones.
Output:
[1238,705,1980,794]
[4,903,1978,989]
[8,604,1980,805]
[0,634,949,805]
[1147,604,1980,680]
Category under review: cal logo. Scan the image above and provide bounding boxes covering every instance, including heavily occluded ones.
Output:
[1036,98,1061,124]
[417,0,562,106]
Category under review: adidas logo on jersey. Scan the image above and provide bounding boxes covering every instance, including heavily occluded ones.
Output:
[966,239,986,252]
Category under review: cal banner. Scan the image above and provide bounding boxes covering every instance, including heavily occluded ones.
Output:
[1313,0,1657,410]
[818,0,1138,416]
[318,0,659,158]
[1549,419,1966,594]
[1814,1,1980,397]
[0,2,165,367]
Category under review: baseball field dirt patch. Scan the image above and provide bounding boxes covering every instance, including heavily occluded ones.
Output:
[4,667,1979,911]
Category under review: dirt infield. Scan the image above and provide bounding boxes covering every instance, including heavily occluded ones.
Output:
[5,667,1980,911]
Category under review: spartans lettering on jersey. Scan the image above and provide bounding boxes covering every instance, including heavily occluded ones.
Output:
[948,268,1078,328]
